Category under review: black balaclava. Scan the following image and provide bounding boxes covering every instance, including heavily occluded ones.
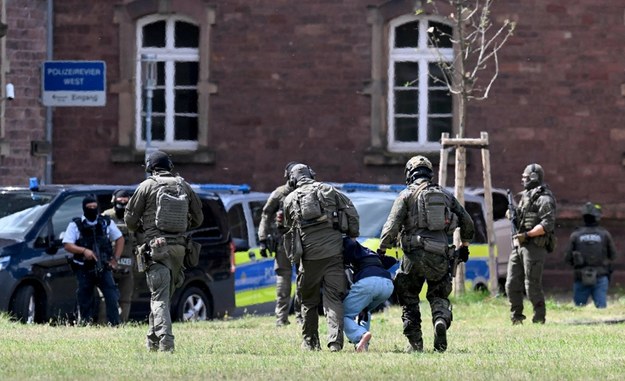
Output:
[82,195,99,222]
[113,189,131,219]
[583,214,598,227]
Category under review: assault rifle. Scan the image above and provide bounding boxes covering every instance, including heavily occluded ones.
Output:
[88,225,110,276]
[91,240,106,275]
[506,189,519,249]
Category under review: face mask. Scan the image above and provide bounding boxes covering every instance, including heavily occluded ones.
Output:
[83,207,99,222]
[114,202,127,219]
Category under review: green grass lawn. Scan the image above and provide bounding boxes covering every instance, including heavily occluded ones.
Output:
[1,293,625,380]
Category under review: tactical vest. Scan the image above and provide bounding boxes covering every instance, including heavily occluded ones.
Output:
[574,227,605,267]
[73,216,113,263]
[150,175,189,234]
[518,186,553,231]
[518,186,556,250]
[404,182,452,234]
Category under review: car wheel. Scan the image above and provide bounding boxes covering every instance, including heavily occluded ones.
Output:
[13,285,38,324]
[176,287,212,322]
[474,283,489,294]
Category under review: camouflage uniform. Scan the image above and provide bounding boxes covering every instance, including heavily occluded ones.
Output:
[283,165,359,352]
[379,177,474,352]
[125,152,203,352]
[505,164,556,324]
[258,182,302,326]
[100,206,140,322]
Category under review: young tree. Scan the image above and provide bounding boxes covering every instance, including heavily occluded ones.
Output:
[419,0,515,294]
[420,0,516,138]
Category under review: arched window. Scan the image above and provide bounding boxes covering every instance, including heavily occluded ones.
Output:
[135,16,200,151]
[387,16,453,152]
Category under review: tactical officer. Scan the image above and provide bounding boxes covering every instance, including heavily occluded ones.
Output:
[125,150,203,352]
[258,161,302,327]
[100,189,141,322]
[378,156,474,353]
[283,164,360,352]
[564,202,616,308]
[505,163,557,325]
[63,195,124,326]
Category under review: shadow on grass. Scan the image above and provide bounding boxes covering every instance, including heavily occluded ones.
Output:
[560,318,625,325]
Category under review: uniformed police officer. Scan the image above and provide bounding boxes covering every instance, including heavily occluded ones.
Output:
[63,195,124,326]
[505,163,557,325]
[564,202,616,308]
[258,161,302,327]
[283,164,360,352]
[125,150,203,352]
[378,156,474,353]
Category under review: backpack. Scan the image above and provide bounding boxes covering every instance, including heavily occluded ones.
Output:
[416,184,448,231]
[296,183,325,224]
[150,175,189,233]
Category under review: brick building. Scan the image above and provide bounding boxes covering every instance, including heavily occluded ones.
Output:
[1,0,625,289]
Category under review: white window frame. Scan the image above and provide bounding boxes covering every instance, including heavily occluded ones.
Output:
[135,15,199,151]
[387,15,453,153]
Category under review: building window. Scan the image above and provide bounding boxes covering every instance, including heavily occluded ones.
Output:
[135,16,199,151]
[387,16,453,153]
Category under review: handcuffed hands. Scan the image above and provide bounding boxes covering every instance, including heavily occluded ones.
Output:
[458,246,470,263]
[376,248,386,257]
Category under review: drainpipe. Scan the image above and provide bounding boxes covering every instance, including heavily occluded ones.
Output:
[0,0,7,155]
[44,0,53,184]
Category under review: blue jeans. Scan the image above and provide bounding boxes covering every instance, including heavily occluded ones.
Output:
[573,276,609,308]
[343,276,394,344]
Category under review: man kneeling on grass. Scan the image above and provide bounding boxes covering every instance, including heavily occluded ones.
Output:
[342,238,397,352]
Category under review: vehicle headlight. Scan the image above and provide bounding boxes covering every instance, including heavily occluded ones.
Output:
[0,256,10,271]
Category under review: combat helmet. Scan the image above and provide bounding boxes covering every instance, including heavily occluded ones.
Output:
[405,155,433,184]
[521,163,544,190]
[288,163,316,187]
[284,161,301,179]
[582,202,601,221]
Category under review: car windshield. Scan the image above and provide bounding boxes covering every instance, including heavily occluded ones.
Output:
[0,191,54,239]
[348,193,395,237]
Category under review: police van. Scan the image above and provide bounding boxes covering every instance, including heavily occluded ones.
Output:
[192,184,284,315]
[0,181,235,323]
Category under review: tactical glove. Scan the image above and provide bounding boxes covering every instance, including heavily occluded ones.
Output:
[259,240,268,258]
[513,232,529,245]
[458,246,470,263]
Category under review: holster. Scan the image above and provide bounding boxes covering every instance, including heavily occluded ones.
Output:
[135,243,148,273]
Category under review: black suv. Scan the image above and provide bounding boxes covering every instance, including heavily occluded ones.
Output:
[0,183,235,323]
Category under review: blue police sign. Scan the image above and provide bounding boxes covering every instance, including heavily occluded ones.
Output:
[42,61,106,106]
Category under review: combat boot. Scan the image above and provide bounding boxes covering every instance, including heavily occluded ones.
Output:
[406,335,423,353]
[328,343,342,352]
[301,335,321,351]
[433,318,447,352]
[511,315,526,325]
